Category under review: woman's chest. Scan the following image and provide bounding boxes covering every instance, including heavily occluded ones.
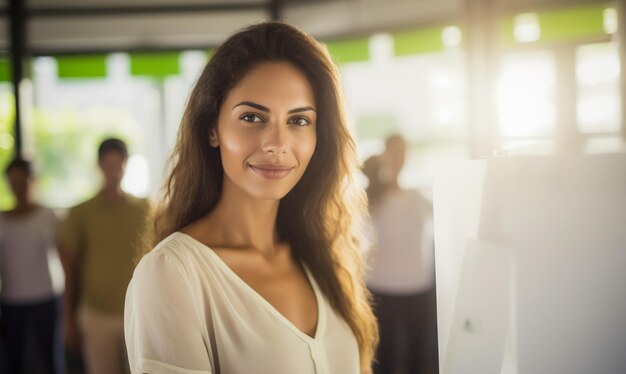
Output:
[206,291,359,374]
[188,251,360,374]
[212,247,319,337]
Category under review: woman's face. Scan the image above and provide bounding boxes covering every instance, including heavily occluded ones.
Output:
[212,62,318,201]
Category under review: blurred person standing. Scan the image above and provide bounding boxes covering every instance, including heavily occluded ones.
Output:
[59,138,149,374]
[364,135,438,374]
[0,158,66,374]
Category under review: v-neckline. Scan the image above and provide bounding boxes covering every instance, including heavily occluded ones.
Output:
[176,232,326,343]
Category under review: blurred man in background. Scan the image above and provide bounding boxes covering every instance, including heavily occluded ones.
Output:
[59,138,149,374]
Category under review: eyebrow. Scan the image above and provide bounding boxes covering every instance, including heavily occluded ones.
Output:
[233,101,317,114]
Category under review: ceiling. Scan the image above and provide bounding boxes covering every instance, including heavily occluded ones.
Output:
[0,0,610,55]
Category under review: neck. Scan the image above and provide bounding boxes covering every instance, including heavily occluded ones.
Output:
[389,179,401,191]
[12,196,35,214]
[101,185,124,202]
[203,177,281,258]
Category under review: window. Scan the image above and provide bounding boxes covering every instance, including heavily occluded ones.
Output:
[28,52,205,208]
[340,34,468,190]
[576,41,621,134]
[497,50,557,138]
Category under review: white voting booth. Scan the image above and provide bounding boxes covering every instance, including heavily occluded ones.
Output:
[433,154,626,374]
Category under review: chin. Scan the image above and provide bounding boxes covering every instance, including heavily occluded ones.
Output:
[226,174,300,201]
[248,188,291,201]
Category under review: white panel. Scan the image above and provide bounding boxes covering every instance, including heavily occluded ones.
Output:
[434,154,626,374]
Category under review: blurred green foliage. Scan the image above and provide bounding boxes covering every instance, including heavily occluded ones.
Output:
[32,106,137,208]
[0,89,16,209]
[0,88,138,209]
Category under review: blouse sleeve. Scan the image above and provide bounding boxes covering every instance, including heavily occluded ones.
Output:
[124,250,213,374]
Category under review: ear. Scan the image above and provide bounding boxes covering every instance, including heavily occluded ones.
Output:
[209,126,219,147]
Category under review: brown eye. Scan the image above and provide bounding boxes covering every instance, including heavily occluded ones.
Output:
[240,113,264,123]
[288,116,312,127]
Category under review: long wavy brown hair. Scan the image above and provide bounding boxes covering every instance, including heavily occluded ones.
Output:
[152,21,378,371]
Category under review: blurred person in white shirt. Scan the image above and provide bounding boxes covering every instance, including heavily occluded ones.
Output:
[0,158,65,374]
[364,135,438,374]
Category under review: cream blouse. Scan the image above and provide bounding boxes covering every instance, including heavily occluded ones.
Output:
[124,232,359,374]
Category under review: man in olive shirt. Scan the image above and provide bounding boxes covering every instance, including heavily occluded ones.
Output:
[60,138,150,374]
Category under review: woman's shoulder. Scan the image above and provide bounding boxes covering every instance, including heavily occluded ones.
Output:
[140,232,192,264]
[135,232,212,283]
[132,234,195,293]
[151,231,187,254]
[130,232,224,308]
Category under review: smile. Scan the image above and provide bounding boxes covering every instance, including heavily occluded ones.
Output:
[248,164,294,179]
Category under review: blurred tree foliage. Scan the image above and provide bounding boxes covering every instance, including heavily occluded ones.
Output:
[0,90,15,209]
[32,105,136,208]
[0,87,137,209]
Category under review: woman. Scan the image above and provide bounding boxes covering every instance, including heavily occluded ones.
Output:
[124,22,378,374]
[0,158,65,374]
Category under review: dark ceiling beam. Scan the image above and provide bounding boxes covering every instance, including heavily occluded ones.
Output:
[0,0,335,17]
[25,2,267,18]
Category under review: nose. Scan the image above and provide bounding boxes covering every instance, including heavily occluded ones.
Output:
[262,122,288,155]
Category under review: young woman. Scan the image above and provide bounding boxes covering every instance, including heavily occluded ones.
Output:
[124,22,378,374]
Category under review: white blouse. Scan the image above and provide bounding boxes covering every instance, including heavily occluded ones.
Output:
[124,232,359,374]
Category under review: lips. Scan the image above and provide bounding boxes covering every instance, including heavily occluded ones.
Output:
[248,164,294,179]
